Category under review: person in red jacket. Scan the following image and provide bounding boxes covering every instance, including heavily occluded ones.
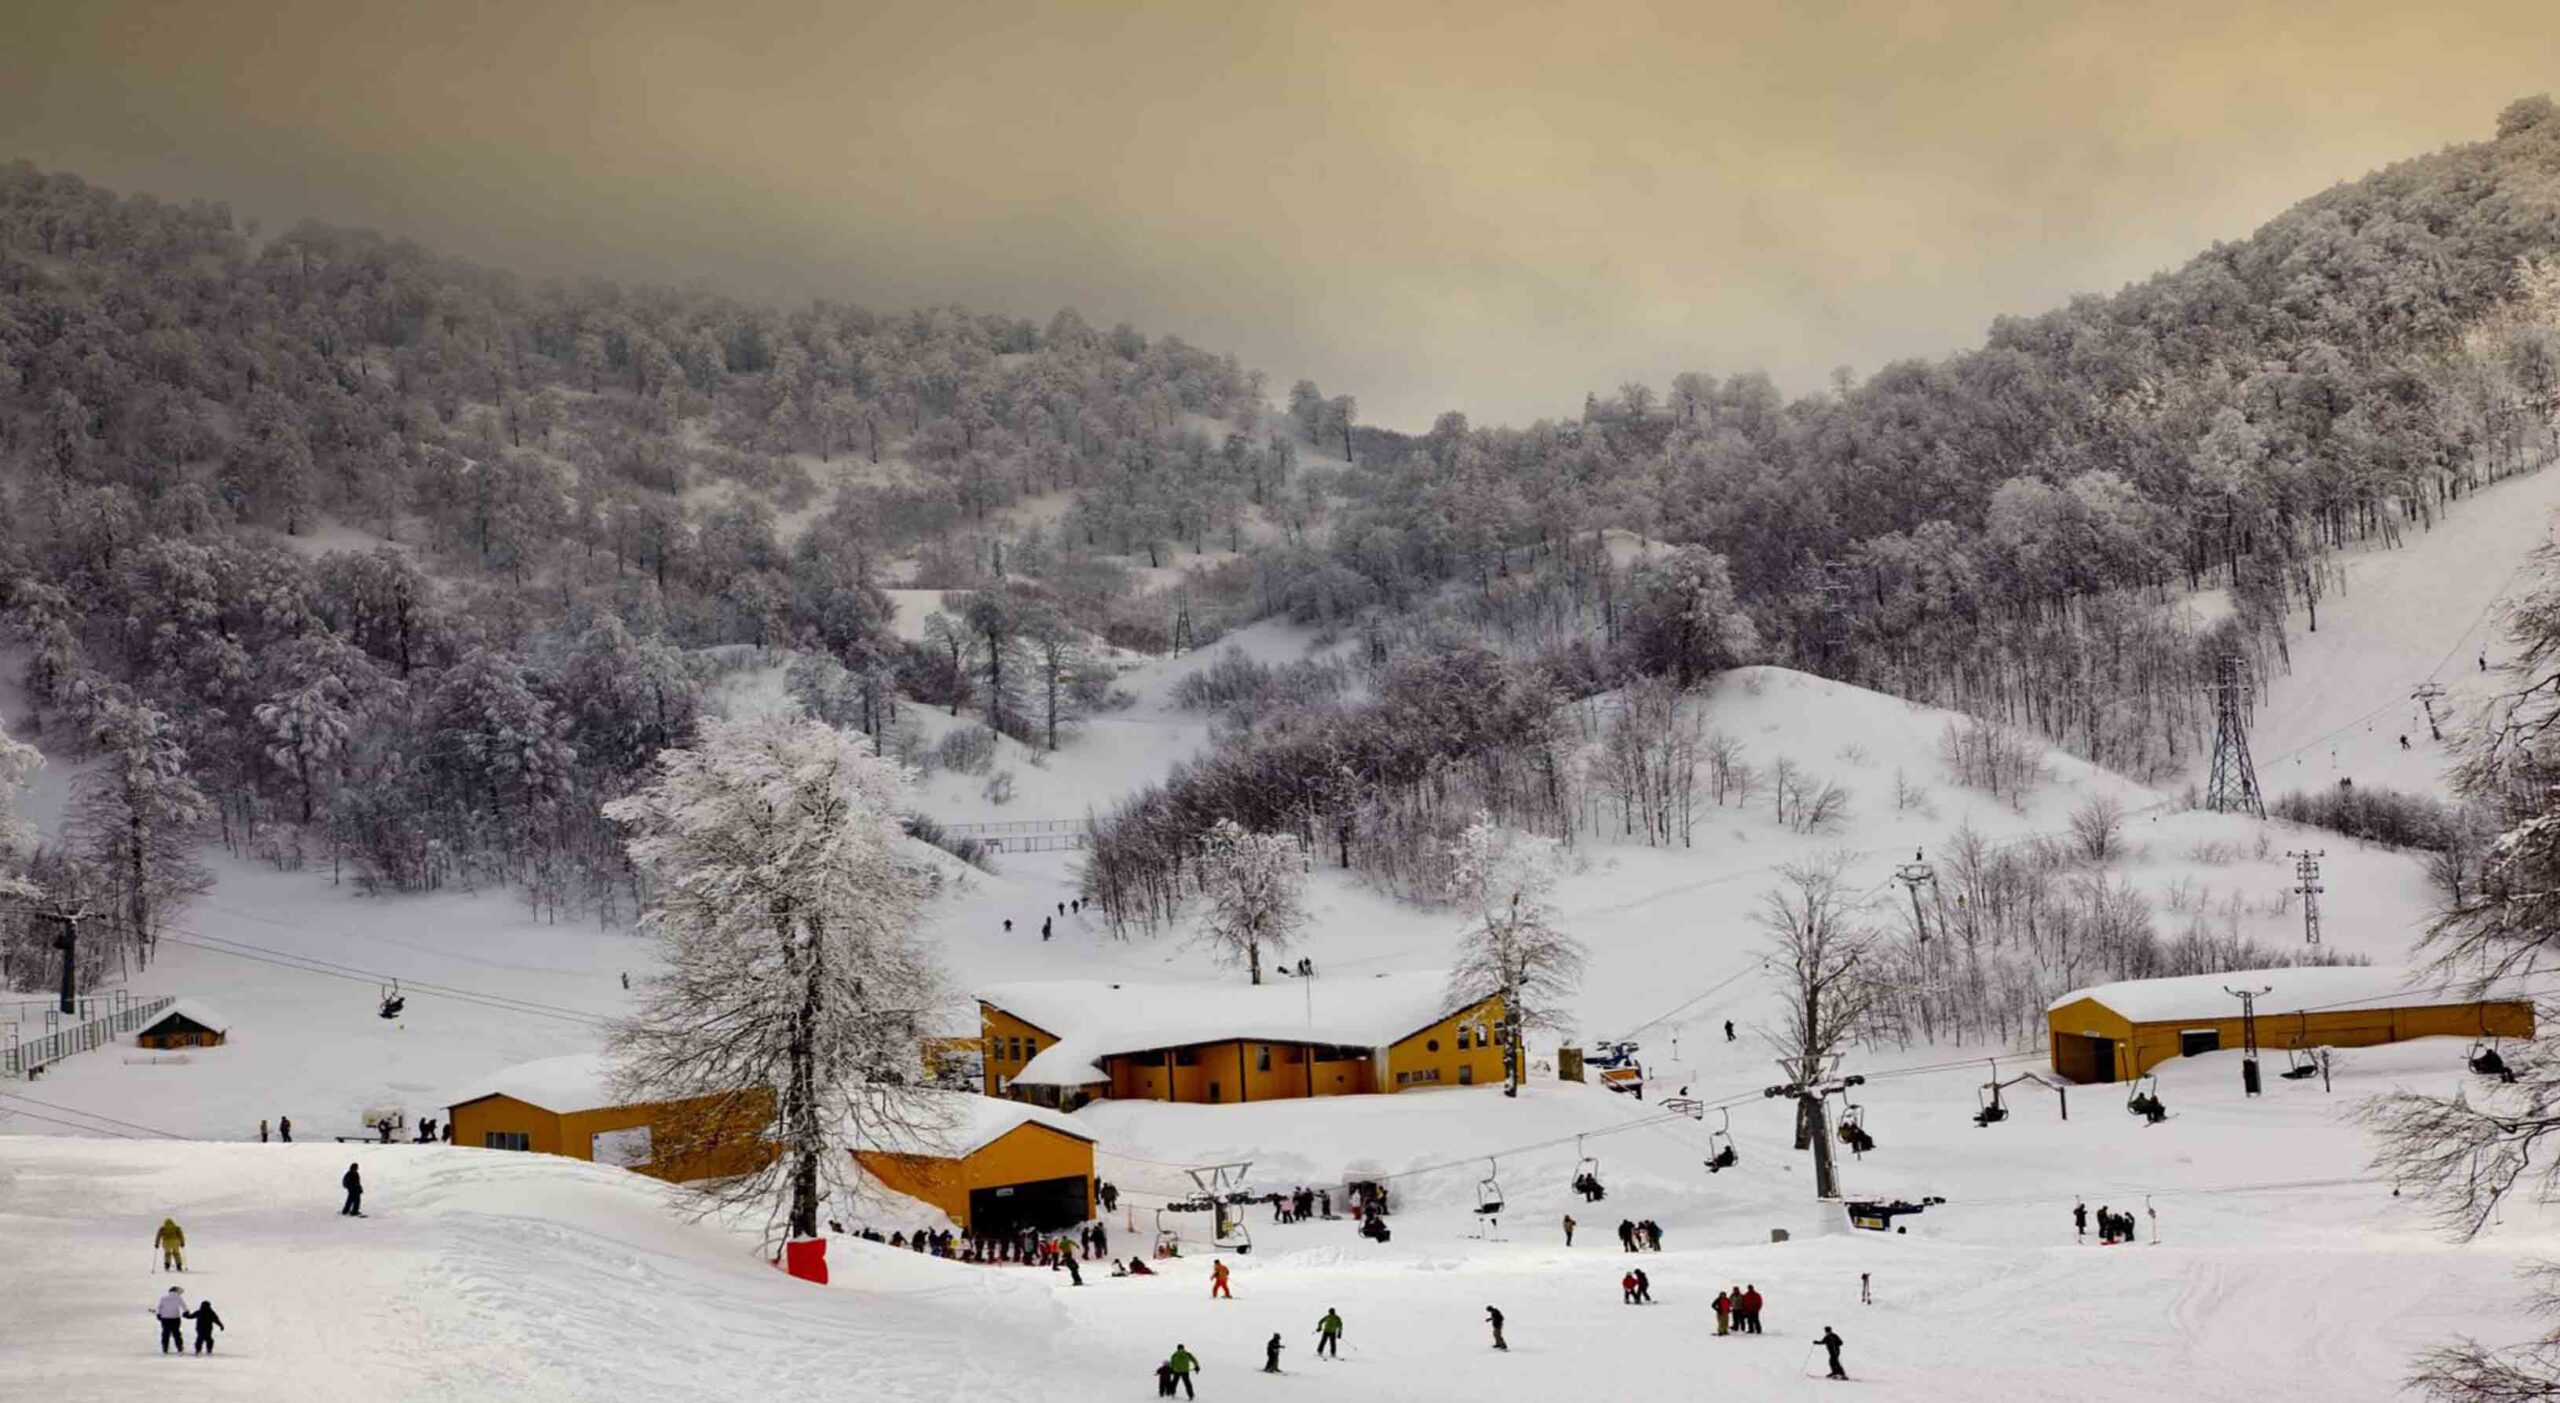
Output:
[1209,1258,1232,1299]
[1621,1271,1639,1304]
[1740,1284,1765,1334]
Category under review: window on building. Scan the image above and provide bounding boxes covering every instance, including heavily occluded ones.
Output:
[1456,1026,1472,1050]
[1427,1038,1441,1053]
[1256,1045,1271,1072]
[1008,1036,1023,1063]
[1025,1037,1039,1059]
[484,1131,530,1152]
[1173,1048,1199,1066]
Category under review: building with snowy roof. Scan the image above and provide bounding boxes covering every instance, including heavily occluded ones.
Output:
[849,1093,1097,1233]
[976,971,1505,1110]
[443,1053,777,1183]
[2045,965,2533,1083]
[134,1000,229,1050]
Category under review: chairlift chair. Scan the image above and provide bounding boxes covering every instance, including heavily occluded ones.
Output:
[2126,1074,2167,1124]
[1476,1159,1505,1217]
[2471,1037,2517,1083]
[378,980,405,1020]
[1837,1102,1876,1156]
[1973,1082,2009,1127]
[2281,1046,2322,1081]
[1705,1107,1738,1172]
[1152,1209,1181,1259]
[1213,1202,1253,1255]
[1571,1140,1605,1201]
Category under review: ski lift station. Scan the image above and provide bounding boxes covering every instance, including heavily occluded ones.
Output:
[977,971,1506,1109]
[2045,965,2533,1084]
[443,1054,779,1183]
[850,1095,1098,1235]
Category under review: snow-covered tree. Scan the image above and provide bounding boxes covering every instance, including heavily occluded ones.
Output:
[69,695,210,968]
[1758,854,1884,1078]
[607,716,949,1241]
[0,715,41,899]
[1195,819,1307,985]
[256,676,352,825]
[1445,813,1585,1097]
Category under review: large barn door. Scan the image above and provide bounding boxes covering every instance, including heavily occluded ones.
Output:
[970,1175,1089,1234]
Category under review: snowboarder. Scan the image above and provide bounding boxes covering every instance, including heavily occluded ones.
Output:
[1127,1257,1155,1276]
[155,1217,186,1271]
[279,1115,292,1143]
[1622,1271,1640,1305]
[1166,1343,1201,1398]
[186,1298,225,1355]
[154,1286,188,1353]
[1635,1268,1652,1304]
[1209,1258,1232,1299]
[341,1162,365,1217]
[1861,1271,1872,1305]
[1713,1290,1732,1336]
[1264,1332,1284,1373]
[1562,1213,1576,1246]
[2073,1201,2088,1237]
[1819,1326,1847,1379]
[1485,1305,1508,1351]
[1316,1307,1343,1358]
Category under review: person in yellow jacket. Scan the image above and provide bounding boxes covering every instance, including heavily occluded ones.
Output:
[155,1217,186,1272]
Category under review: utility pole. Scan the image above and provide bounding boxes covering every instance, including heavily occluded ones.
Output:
[2225,984,2271,1097]
[2287,849,2325,945]
[1765,1061,1863,1201]
[2205,654,2265,818]
[2412,682,2448,742]
[1894,850,1937,944]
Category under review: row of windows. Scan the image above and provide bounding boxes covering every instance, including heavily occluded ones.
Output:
[485,1131,530,1151]
[991,1033,1042,1064]
[1396,1068,1444,1086]
[1426,1022,1497,1054]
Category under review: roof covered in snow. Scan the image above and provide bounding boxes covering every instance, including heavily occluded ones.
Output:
[2051,966,2524,1024]
[984,971,1482,1087]
[138,1000,231,1034]
[444,1053,628,1114]
[847,1091,1096,1158]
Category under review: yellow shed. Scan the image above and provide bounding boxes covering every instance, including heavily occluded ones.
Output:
[980,971,1507,1108]
[852,1095,1097,1233]
[134,1001,229,1050]
[444,1053,777,1183]
[2047,966,2535,1084]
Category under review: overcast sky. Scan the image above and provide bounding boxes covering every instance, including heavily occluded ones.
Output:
[5,1,2549,429]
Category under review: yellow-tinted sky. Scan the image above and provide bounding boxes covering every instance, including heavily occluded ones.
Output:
[4,1,2550,427]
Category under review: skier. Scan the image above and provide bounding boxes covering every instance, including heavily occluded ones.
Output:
[1725,1019,1736,1042]
[155,1217,186,1271]
[1562,1213,1576,1246]
[1860,1271,1872,1306]
[1315,1307,1343,1359]
[1127,1256,1155,1275]
[1485,1304,1508,1351]
[1819,1325,1847,1379]
[341,1162,365,1217]
[1209,1258,1232,1299]
[154,1286,188,1354]
[1264,1332,1284,1373]
[279,1115,292,1143]
[1154,1359,1177,1397]
[1635,1268,1652,1304]
[1166,1343,1201,1399]
[2073,1200,2088,1237]
[1713,1289,1732,1336]
[2096,1204,2113,1244]
[1063,1251,1082,1286]
[186,1298,225,1355]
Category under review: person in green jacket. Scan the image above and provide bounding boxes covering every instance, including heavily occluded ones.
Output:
[1315,1307,1343,1359]
[1167,1343,1201,1398]
[155,1218,186,1272]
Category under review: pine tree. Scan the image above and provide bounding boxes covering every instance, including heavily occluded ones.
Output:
[69,695,210,968]
[1195,819,1307,985]
[0,714,41,899]
[607,716,949,1241]
[1446,814,1585,1097]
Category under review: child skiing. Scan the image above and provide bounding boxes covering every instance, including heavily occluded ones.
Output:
[155,1217,186,1271]
[340,1162,365,1216]
[187,1299,225,1355]
[1264,1332,1284,1373]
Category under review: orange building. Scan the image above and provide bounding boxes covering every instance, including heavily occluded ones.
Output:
[134,1001,229,1050]
[444,1054,777,1184]
[851,1095,1098,1233]
[2047,966,2536,1084]
[979,971,1507,1110]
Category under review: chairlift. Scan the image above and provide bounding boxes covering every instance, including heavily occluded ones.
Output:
[1475,1158,1505,1217]
[1213,1201,1253,1255]
[2126,1074,2167,1125]
[1974,1080,2009,1127]
[1571,1138,1606,1201]
[1705,1107,1738,1173]
[377,980,405,1020]
[2281,1046,2322,1081]
[1837,1102,1876,1157]
[2470,1037,2517,1083]
[1152,1209,1181,1259]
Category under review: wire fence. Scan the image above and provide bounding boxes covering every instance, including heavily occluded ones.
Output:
[2,995,176,1079]
[941,819,1091,853]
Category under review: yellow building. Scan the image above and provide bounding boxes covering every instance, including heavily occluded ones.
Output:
[851,1094,1098,1232]
[978,971,1508,1109]
[444,1054,777,1183]
[2047,966,2535,1084]
[134,1001,229,1050]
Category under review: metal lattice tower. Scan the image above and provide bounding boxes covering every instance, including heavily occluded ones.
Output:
[2288,849,2326,946]
[1895,850,1937,944]
[2205,654,2264,818]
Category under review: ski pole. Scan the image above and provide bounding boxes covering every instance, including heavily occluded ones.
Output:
[1800,1342,1820,1377]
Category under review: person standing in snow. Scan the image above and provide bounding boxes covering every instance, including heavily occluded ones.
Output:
[259,1118,269,1143]
[1634,1268,1652,1304]
[1166,1343,1200,1398]
[279,1115,292,1143]
[1485,1305,1508,1351]
[1741,1283,1764,1333]
[1860,1271,1872,1306]
[1315,1308,1343,1358]
[2073,1201,2088,1237]
[1819,1326,1847,1379]
[1617,1219,1636,1252]
[1263,1332,1284,1373]
[340,1162,364,1216]
[1154,1360,1176,1397]
[154,1287,188,1354]
[1713,1289,1732,1336]
[1622,1271,1640,1305]
[1562,1213,1576,1246]
[1725,1020,1736,1042]
[1041,917,1052,941]
[155,1217,186,1271]
[186,1299,225,1354]
[1209,1258,1232,1299]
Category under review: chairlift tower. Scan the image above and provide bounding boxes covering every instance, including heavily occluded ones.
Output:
[2287,849,2325,946]
[2205,654,2265,818]
[1894,850,1937,944]
[2412,682,2448,742]
[1765,1058,1863,1201]
[2225,985,2272,1097]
